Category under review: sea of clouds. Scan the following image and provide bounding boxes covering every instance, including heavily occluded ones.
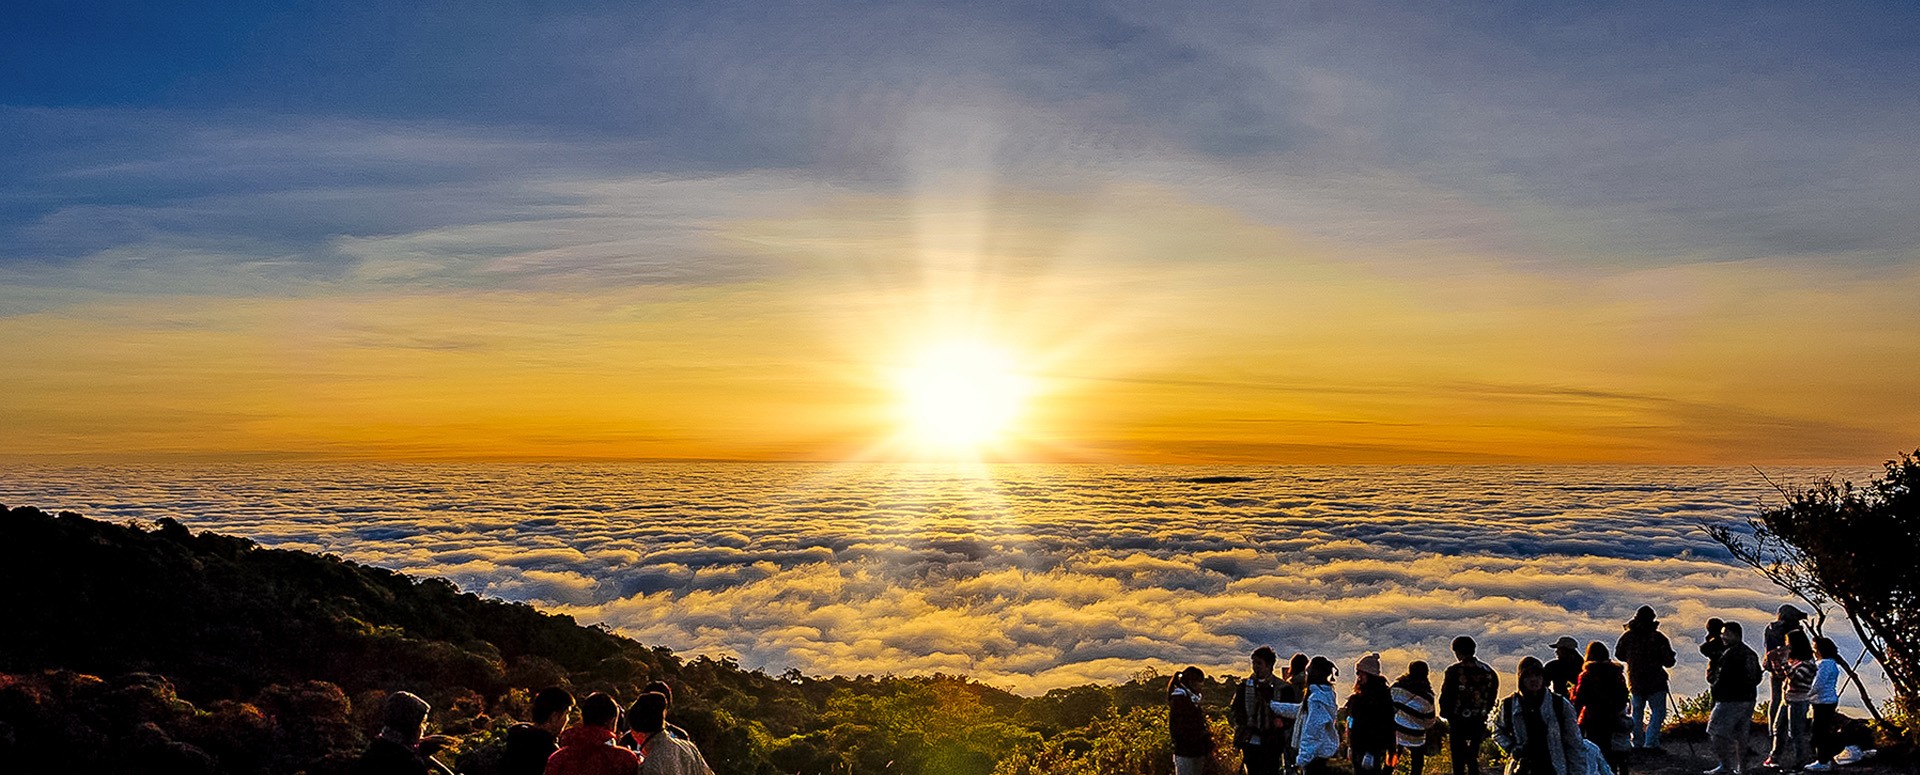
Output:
[0,464,1882,699]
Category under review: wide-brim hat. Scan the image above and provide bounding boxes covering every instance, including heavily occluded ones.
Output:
[1549,636,1580,650]
[1778,604,1808,620]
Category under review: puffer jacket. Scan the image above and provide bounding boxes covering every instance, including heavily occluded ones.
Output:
[1277,683,1341,763]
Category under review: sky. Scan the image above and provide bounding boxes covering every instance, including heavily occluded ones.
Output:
[4,0,1919,463]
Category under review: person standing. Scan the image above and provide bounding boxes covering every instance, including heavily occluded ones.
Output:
[1701,619,1728,686]
[1283,652,1310,772]
[1706,622,1763,775]
[1170,667,1214,775]
[1441,636,1500,775]
[1345,654,1395,775]
[1766,630,1817,771]
[1763,606,1810,740]
[1392,661,1440,775]
[1544,637,1584,698]
[1492,658,1585,775]
[1275,656,1340,775]
[1572,642,1631,775]
[1233,647,1287,775]
[1614,605,1676,752]
[1804,637,1844,772]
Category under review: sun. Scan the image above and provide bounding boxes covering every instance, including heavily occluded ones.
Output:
[893,340,1031,455]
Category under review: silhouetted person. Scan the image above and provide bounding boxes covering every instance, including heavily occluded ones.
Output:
[1767,629,1816,770]
[1763,605,1809,741]
[1572,641,1630,775]
[1169,667,1213,775]
[1613,605,1675,751]
[504,687,573,775]
[628,692,714,775]
[1441,636,1499,775]
[1706,622,1762,775]
[1543,637,1583,698]
[1232,646,1286,775]
[352,692,456,775]
[1345,653,1395,775]
[1283,652,1310,770]
[640,680,692,741]
[1700,619,1728,686]
[1392,661,1439,775]
[1493,657,1584,775]
[547,693,638,775]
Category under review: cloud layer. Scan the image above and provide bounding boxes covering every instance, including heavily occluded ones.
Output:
[0,463,1883,698]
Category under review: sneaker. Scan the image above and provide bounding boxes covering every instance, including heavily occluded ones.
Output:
[1762,759,1781,770]
[1833,747,1864,766]
[1804,762,1833,772]
[1703,767,1727,775]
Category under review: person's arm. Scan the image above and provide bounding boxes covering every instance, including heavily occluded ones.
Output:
[1491,698,1515,753]
[1660,633,1677,668]
[1486,664,1500,712]
[1230,681,1249,728]
[1439,667,1458,717]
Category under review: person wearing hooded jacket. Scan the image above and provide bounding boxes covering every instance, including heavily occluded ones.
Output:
[1494,658,1587,775]
[546,693,640,775]
[1168,667,1213,775]
[1392,661,1440,775]
[1344,654,1396,775]
[1572,642,1631,775]
[1275,656,1341,775]
[1613,606,1675,751]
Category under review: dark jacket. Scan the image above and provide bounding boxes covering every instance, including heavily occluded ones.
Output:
[1230,675,1284,749]
[1440,658,1500,721]
[1544,649,1583,697]
[503,724,560,775]
[350,739,432,775]
[1700,636,1728,684]
[1571,661,1629,735]
[1169,685,1213,758]
[1710,642,1763,702]
[1344,673,1397,755]
[1614,618,1676,694]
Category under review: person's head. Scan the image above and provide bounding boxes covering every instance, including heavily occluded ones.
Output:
[1406,660,1429,680]
[1815,637,1840,661]
[1584,641,1612,664]
[1706,617,1725,636]
[1517,656,1547,694]
[1778,604,1808,623]
[1549,636,1579,655]
[642,680,673,707]
[1632,605,1658,624]
[531,687,575,729]
[1721,621,1745,645]
[1252,646,1278,677]
[1169,666,1205,694]
[580,692,621,730]
[1307,656,1336,686]
[626,693,668,735]
[1787,629,1814,661]
[381,691,432,743]
[1288,652,1310,680]
[1355,653,1382,685]
[1452,636,1477,660]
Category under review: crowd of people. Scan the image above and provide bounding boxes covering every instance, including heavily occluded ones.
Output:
[1172,604,1879,775]
[348,680,715,775]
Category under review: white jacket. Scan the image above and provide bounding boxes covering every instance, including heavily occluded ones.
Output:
[1275,683,1341,762]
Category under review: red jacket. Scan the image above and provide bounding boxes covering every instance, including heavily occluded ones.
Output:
[545,725,640,775]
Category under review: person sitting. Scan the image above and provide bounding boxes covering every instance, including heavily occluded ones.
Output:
[546,693,639,775]
[627,692,715,775]
[1493,658,1586,775]
[504,687,573,775]
[351,691,456,775]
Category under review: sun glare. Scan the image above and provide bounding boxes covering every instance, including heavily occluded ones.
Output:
[894,341,1030,456]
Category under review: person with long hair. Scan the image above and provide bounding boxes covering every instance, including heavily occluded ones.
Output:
[1392,661,1440,775]
[1345,654,1395,775]
[1572,641,1630,775]
[1767,629,1817,770]
[1275,656,1340,775]
[1804,637,1845,772]
[1493,658,1584,775]
[1169,667,1213,775]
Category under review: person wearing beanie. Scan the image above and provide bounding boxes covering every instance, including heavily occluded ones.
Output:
[1614,605,1676,751]
[1391,661,1440,775]
[1493,658,1584,775]
[1344,653,1395,775]
[351,691,456,775]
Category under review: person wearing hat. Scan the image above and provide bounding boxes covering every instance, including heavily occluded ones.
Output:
[1613,605,1676,752]
[1764,604,1810,741]
[1543,637,1583,698]
[1493,657,1585,775]
[351,691,457,775]
[1344,654,1396,775]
